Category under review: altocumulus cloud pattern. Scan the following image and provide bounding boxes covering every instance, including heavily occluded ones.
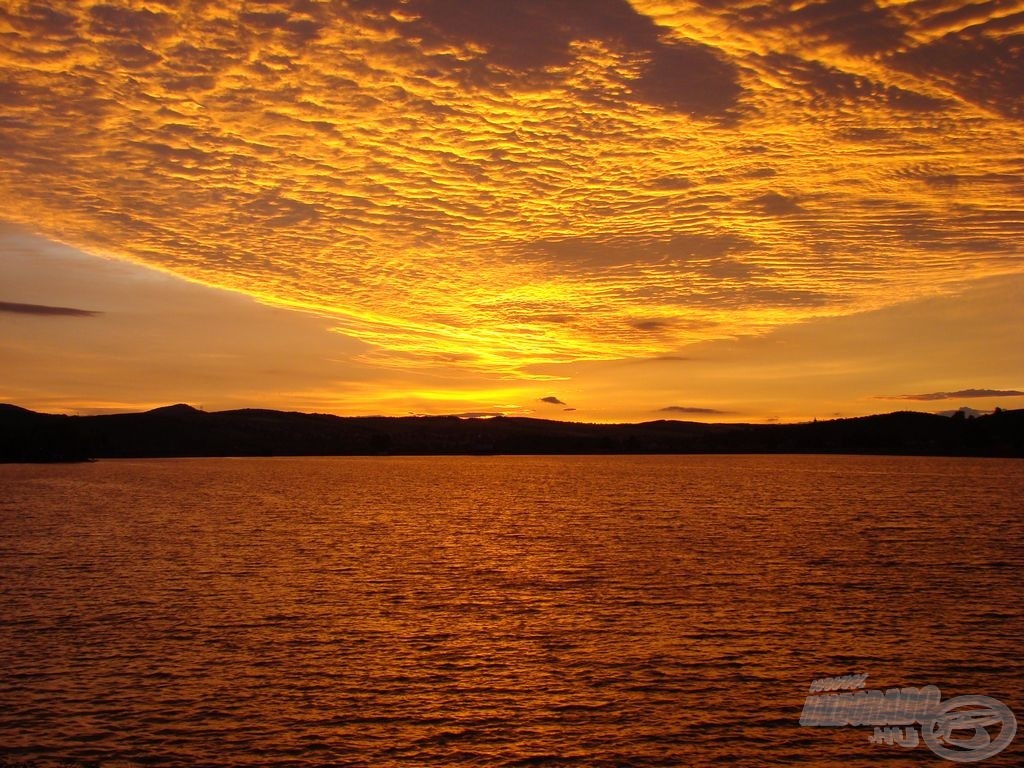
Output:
[1,0,1022,376]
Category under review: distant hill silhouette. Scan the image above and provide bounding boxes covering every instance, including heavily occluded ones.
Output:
[1,404,1022,462]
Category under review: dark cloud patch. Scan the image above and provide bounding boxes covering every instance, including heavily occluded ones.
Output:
[669,232,754,258]
[0,76,48,108]
[105,41,162,70]
[540,395,566,405]
[354,0,743,118]
[838,127,897,142]
[761,53,867,101]
[788,0,906,55]
[522,236,653,269]
[880,388,1024,401]
[885,84,949,112]
[520,231,753,271]
[628,41,744,119]
[760,52,947,113]
[957,237,1014,253]
[129,140,214,165]
[530,313,574,324]
[918,2,1020,34]
[626,279,830,312]
[701,257,765,280]
[240,11,292,29]
[649,175,695,191]
[750,192,805,216]
[0,301,100,317]
[706,285,831,309]
[891,164,1024,192]
[0,3,79,38]
[88,4,176,44]
[431,352,479,364]
[866,204,1023,255]
[659,405,730,415]
[163,41,239,78]
[409,0,615,70]
[757,288,830,308]
[892,27,1024,119]
[159,73,218,93]
[725,0,907,56]
[238,5,325,43]
[242,191,320,227]
[895,164,961,188]
[629,319,671,332]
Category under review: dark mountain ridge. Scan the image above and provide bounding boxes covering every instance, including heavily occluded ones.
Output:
[2,404,1022,462]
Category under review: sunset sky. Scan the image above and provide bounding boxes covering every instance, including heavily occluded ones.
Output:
[1,0,1022,422]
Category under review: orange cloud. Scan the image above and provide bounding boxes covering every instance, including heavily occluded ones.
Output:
[0,0,1021,382]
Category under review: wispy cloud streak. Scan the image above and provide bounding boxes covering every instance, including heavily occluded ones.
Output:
[880,388,1024,401]
[0,301,99,317]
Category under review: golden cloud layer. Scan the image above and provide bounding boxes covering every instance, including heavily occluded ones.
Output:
[1,0,1022,376]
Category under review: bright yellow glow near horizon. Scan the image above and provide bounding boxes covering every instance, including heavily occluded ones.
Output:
[1,0,1023,418]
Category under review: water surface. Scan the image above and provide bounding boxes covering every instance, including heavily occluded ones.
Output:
[1,455,1022,766]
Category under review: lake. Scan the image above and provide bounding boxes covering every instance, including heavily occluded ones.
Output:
[1,455,1022,767]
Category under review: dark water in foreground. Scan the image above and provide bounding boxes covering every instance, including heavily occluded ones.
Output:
[1,455,1022,767]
